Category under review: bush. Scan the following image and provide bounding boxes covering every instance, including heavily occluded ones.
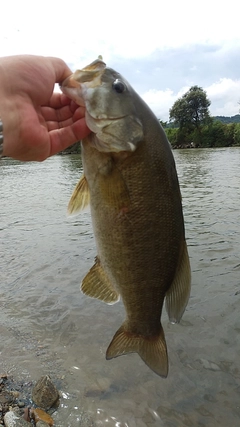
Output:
[233,123,240,146]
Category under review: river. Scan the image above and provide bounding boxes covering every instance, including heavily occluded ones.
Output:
[1,148,240,426]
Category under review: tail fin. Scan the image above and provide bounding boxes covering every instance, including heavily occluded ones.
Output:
[106,323,168,378]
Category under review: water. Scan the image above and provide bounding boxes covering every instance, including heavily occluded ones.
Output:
[1,148,240,426]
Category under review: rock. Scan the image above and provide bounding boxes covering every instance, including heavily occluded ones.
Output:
[0,390,14,405]
[36,421,51,427]
[30,408,54,426]
[4,410,31,427]
[200,358,221,371]
[32,376,59,409]
[0,374,8,380]
[9,391,20,399]
[16,400,25,408]
[22,408,30,423]
[85,377,112,398]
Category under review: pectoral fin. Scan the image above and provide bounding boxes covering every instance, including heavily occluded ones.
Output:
[106,322,168,378]
[81,257,120,305]
[165,240,191,324]
[67,174,90,216]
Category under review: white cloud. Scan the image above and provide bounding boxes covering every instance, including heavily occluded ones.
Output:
[1,0,240,120]
[206,78,240,117]
[141,78,240,122]
[1,0,240,61]
[141,87,189,121]
[141,89,174,119]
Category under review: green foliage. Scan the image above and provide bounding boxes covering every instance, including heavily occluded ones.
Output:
[169,86,211,130]
[233,123,240,146]
[159,119,168,128]
[201,121,226,147]
[165,128,178,146]
[60,141,81,154]
[223,123,236,146]
[166,121,237,148]
[169,98,191,129]
[167,87,239,148]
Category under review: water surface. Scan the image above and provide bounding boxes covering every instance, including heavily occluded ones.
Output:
[1,148,240,426]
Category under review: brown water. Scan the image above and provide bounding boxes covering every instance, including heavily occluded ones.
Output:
[1,148,240,426]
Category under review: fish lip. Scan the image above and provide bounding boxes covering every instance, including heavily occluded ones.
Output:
[85,112,123,134]
[61,59,106,88]
[81,58,106,72]
[60,75,80,89]
[60,61,106,107]
[60,76,86,107]
[60,85,85,108]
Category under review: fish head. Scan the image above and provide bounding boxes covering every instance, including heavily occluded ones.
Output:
[61,59,144,153]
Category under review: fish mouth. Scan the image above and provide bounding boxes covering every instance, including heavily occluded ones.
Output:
[78,58,106,74]
[60,59,106,107]
[61,59,106,89]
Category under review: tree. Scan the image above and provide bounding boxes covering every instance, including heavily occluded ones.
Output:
[234,123,240,146]
[159,119,168,128]
[169,86,212,131]
[202,121,226,147]
[169,98,191,129]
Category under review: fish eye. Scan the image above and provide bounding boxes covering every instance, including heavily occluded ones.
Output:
[112,79,126,94]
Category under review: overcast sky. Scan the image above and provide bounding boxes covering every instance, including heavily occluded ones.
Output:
[1,0,240,121]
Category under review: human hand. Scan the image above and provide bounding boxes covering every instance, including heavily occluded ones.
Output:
[0,55,91,161]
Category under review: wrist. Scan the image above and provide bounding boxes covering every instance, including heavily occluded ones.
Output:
[0,117,3,158]
[0,103,9,158]
[0,96,21,159]
[0,75,6,157]
[0,63,19,158]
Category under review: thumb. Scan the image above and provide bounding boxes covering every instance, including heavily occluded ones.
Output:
[48,57,73,84]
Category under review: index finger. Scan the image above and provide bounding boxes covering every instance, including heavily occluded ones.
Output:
[48,57,72,83]
[45,92,72,109]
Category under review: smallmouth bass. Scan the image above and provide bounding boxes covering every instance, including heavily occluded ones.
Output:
[61,59,191,377]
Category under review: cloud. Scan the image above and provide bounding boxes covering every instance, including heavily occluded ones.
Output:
[1,0,240,60]
[206,78,240,117]
[141,89,175,121]
[141,78,240,122]
[2,0,240,121]
[141,87,190,121]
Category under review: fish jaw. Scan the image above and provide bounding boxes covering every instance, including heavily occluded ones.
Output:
[60,59,106,107]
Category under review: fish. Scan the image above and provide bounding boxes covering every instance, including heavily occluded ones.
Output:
[60,59,191,377]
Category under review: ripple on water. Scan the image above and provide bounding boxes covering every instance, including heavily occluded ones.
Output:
[1,150,240,426]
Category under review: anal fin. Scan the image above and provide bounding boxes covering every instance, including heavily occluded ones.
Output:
[165,239,191,324]
[81,257,120,305]
[106,323,168,378]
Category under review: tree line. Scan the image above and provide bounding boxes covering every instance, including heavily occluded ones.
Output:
[161,85,240,148]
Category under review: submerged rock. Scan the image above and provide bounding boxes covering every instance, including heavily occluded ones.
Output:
[30,408,54,426]
[32,376,59,409]
[0,390,14,406]
[4,410,31,427]
[36,421,50,427]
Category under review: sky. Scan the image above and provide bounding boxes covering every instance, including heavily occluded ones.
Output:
[1,0,240,121]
